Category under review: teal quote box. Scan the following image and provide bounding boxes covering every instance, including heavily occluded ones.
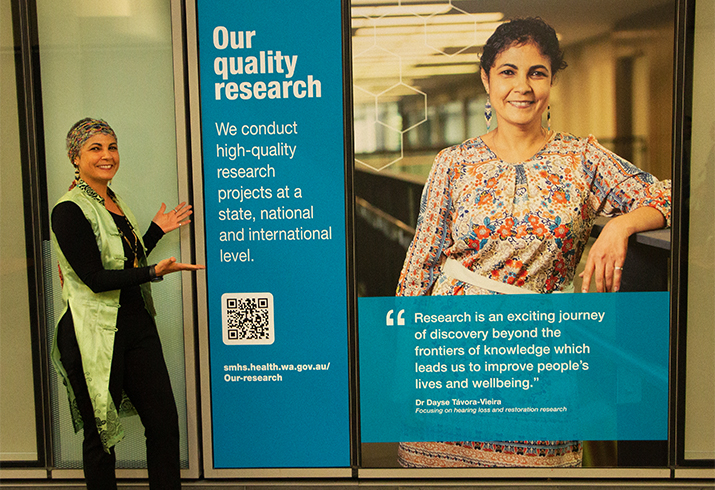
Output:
[359,292,669,442]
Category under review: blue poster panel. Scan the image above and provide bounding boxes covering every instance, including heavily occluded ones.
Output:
[196,0,350,468]
[359,292,669,442]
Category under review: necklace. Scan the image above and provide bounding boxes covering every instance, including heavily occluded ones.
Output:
[119,216,140,268]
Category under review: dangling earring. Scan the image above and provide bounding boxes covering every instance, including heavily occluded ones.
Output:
[547,105,551,132]
[485,96,492,131]
[69,165,80,191]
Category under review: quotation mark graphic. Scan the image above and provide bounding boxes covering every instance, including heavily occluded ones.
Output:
[386,309,405,326]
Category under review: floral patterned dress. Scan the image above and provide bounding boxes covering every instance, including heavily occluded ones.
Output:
[396,132,671,467]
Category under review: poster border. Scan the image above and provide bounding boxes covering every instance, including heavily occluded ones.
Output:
[187,0,357,475]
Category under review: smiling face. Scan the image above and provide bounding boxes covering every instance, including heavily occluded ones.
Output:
[74,133,119,189]
[481,41,552,132]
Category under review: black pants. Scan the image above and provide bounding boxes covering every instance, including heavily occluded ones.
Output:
[58,305,181,490]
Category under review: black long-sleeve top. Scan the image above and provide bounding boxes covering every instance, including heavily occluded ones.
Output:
[52,201,164,309]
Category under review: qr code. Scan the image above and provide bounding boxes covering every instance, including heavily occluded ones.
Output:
[221,292,274,345]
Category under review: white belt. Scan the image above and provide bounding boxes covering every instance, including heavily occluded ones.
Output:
[443,257,574,295]
[444,257,536,295]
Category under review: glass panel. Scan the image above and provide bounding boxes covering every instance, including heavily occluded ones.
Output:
[684,0,715,461]
[0,0,39,462]
[36,0,189,469]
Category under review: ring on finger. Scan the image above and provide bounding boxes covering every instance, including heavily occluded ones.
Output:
[614,266,624,271]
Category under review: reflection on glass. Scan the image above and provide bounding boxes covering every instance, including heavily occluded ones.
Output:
[36,0,189,471]
[684,0,715,461]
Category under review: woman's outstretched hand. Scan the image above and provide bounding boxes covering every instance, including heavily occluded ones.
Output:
[154,257,205,277]
[153,202,193,233]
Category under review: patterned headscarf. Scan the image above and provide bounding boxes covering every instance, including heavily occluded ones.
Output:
[66,118,117,165]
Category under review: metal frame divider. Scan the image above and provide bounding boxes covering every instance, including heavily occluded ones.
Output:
[671,0,715,475]
[2,0,52,476]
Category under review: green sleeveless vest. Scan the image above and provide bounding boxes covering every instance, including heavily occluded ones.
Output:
[50,181,155,452]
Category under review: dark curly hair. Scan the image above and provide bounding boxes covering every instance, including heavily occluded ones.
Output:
[480,17,567,79]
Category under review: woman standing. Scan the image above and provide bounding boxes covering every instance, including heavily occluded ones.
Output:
[396,18,670,467]
[51,118,204,488]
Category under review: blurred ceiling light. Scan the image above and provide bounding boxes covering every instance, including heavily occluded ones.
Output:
[354,24,482,36]
[355,61,476,78]
[414,53,480,65]
[611,29,660,39]
[408,64,477,76]
[355,31,492,49]
[352,4,452,17]
[427,13,503,24]
[352,13,503,28]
